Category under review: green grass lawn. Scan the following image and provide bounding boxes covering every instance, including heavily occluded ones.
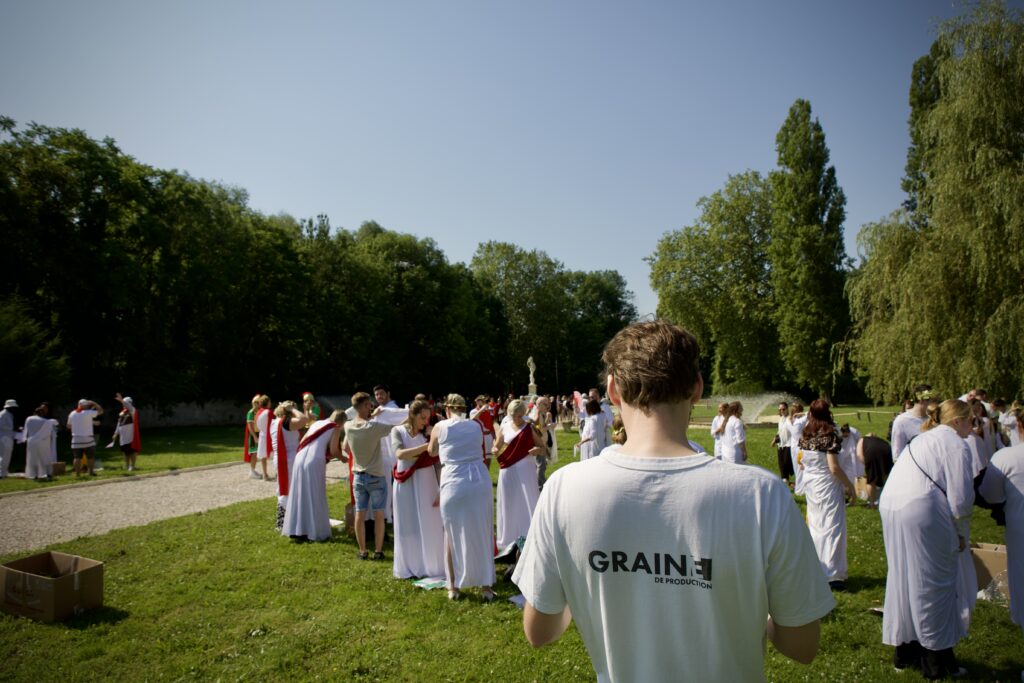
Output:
[1,426,1018,681]
[0,426,241,494]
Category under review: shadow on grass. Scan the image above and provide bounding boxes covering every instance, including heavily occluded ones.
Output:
[844,575,887,594]
[957,657,1024,682]
[64,606,130,629]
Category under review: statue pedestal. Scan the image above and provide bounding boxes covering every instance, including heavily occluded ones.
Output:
[528,383,537,397]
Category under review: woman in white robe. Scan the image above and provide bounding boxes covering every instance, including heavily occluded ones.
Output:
[720,402,747,464]
[978,411,1024,655]
[429,394,495,601]
[710,403,727,459]
[576,399,603,461]
[23,404,57,481]
[271,401,307,529]
[492,399,543,551]
[880,399,975,678]
[799,400,856,587]
[788,404,808,494]
[391,400,445,580]
[282,411,345,542]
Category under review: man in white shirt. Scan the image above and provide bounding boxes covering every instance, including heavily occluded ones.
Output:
[68,399,104,476]
[890,384,933,460]
[513,320,834,682]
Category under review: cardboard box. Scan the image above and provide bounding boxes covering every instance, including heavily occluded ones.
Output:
[1,551,103,622]
[971,542,1010,600]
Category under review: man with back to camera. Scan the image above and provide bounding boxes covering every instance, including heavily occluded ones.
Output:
[512,320,835,682]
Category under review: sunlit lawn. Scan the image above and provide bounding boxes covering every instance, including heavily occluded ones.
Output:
[1,425,1018,681]
[0,426,240,494]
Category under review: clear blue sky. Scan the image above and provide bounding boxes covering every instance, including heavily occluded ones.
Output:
[1,1,1003,316]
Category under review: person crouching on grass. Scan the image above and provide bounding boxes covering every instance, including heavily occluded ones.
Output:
[512,320,834,682]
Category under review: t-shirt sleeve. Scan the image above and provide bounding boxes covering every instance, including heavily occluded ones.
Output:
[762,481,836,627]
[512,479,568,615]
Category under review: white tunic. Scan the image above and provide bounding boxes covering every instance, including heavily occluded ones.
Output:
[496,421,540,550]
[978,443,1024,631]
[890,411,926,462]
[879,425,975,650]
[579,416,601,461]
[436,416,495,588]
[720,416,746,464]
[255,409,271,461]
[390,426,445,580]
[281,420,337,542]
[789,415,809,494]
[271,417,301,505]
[710,414,725,458]
[801,449,848,581]
[23,415,56,479]
[839,428,862,482]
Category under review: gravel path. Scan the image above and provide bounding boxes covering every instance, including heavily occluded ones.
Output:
[0,461,349,557]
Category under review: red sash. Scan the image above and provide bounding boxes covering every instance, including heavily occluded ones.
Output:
[393,453,440,483]
[497,424,534,470]
[121,408,142,453]
[474,408,495,436]
[276,420,289,497]
[298,421,339,451]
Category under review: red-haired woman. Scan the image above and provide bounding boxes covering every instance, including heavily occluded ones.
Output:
[797,399,856,590]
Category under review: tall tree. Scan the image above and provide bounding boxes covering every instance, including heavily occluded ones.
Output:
[850,0,1024,401]
[768,99,849,398]
[563,269,637,392]
[649,171,780,393]
[470,241,570,393]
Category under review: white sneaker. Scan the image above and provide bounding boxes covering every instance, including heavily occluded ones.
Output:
[249,470,261,480]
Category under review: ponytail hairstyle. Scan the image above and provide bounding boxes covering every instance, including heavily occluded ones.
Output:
[923,398,970,431]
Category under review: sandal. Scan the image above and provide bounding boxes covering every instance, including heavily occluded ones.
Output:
[480,588,496,603]
[447,588,461,601]
[358,551,369,560]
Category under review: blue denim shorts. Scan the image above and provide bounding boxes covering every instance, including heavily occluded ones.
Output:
[353,472,387,513]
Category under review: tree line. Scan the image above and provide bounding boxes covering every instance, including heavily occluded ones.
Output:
[0,120,636,410]
[650,0,1024,403]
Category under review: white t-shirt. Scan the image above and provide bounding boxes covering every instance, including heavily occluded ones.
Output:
[513,451,835,683]
[68,409,98,447]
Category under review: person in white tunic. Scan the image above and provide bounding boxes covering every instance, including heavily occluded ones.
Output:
[838,424,862,495]
[576,399,604,462]
[772,402,794,484]
[798,400,857,588]
[428,394,495,602]
[710,402,727,459]
[391,400,445,580]
[512,320,834,681]
[890,385,933,461]
[880,398,975,678]
[978,410,1024,682]
[271,401,308,530]
[720,402,747,464]
[788,404,808,494]
[282,410,346,542]
[0,399,19,479]
[23,403,57,481]
[492,399,544,551]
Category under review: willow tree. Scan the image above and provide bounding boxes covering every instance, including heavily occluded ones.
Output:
[768,99,849,399]
[649,171,780,393]
[849,0,1024,401]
